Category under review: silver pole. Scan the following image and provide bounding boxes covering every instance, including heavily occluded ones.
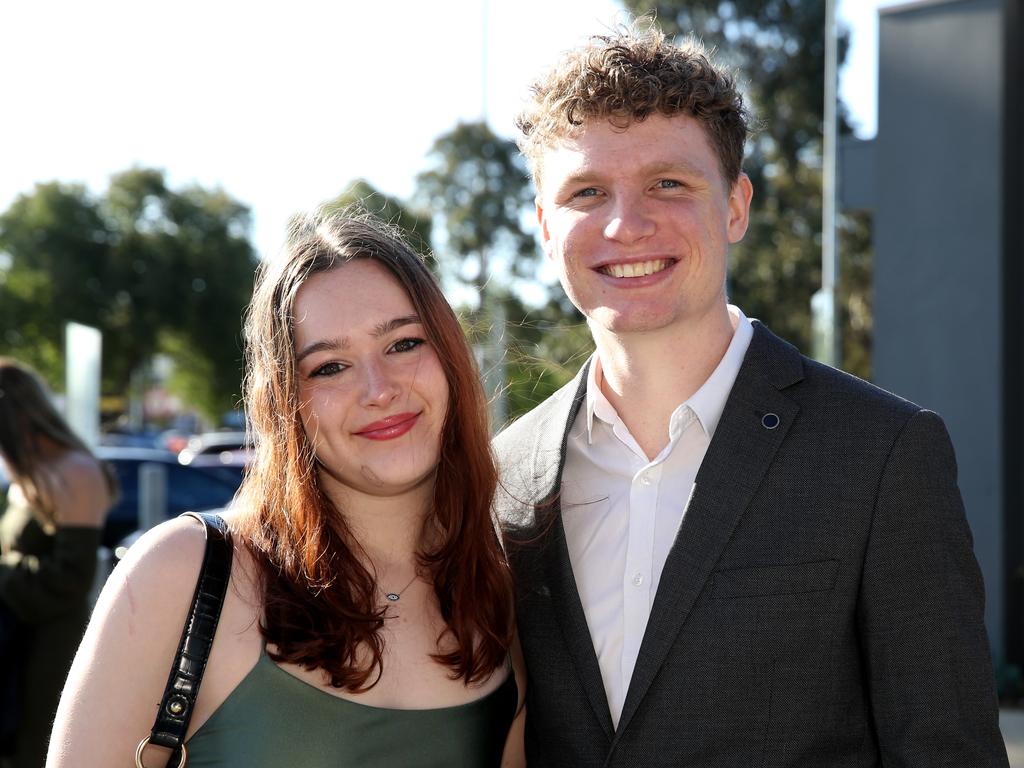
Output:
[813,0,841,367]
[479,0,507,428]
[138,462,167,532]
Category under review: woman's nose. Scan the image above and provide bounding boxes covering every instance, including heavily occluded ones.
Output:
[360,363,401,408]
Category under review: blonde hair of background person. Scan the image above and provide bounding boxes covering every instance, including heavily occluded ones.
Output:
[0,359,114,768]
[48,212,526,768]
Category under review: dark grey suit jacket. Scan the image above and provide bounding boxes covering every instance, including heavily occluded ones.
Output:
[494,323,1008,767]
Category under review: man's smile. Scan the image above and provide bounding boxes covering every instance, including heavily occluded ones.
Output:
[597,258,675,279]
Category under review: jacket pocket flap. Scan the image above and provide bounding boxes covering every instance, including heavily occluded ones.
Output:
[712,559,839,599]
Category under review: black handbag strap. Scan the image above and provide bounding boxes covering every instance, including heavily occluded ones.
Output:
[141,512,233,765]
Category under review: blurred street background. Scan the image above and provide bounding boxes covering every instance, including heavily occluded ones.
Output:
[1,0,1021,759]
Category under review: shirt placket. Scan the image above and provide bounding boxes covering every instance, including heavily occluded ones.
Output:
[621,460,661,696]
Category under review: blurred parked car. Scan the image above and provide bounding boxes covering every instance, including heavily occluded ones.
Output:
[177,430,250,465]
[0,448,245,603]
[96,447,244,548]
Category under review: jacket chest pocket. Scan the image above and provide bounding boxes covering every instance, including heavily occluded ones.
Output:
[710,559,839,599]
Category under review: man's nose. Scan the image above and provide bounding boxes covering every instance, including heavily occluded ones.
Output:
[603,194,656,244]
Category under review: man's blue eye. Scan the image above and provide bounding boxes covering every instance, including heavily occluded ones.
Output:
[574,188,599,198]
[657,179,682,189]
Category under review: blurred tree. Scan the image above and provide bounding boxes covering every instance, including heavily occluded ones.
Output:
[416,121,552,424]
[415,121,538,300]
[0,183,112,379]
[0,169,257,419]
[499,293,594,424]
[623,1,872,378]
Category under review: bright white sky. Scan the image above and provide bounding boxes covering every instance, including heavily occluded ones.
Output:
[0,0,903,266]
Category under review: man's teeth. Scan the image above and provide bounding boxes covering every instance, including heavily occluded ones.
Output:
[602,259,670,278]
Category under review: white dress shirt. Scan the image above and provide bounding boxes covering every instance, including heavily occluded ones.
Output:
[560,306,754,727]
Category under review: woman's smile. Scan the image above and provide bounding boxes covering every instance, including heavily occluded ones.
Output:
[354,412,421,441]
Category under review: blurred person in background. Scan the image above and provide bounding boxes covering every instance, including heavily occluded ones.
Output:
[0,359,115,768]
[49,212,525,767]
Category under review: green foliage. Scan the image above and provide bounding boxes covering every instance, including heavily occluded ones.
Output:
[0,183,111,379]
[623,0,872,378]
[414,120,590,420]
[0,168,257,420]
[839,209,872,379]
[416,121,537,294]
[499,294,594,423]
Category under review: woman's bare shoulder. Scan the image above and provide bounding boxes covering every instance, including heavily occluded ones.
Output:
[95,516,208,625]
[50,516,248,767]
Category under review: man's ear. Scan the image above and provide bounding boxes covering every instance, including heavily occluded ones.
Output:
[727,173,754,244]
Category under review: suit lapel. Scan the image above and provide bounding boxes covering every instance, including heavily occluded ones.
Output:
[614,324,804,736]
[526,361,617,740]
[544,515,617,739]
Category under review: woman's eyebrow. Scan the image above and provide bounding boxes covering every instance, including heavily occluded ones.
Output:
[295,338,343,364]
[372,314,421,337]
[295,315,422,363]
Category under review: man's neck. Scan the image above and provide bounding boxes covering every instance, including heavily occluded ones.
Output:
[592,304,736,460]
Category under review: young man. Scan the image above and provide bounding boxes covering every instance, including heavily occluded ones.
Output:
[494,23,1008,767]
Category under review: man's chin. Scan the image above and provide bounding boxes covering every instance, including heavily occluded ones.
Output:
[585,309,676,337]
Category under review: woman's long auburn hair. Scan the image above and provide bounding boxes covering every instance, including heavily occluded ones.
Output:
[234,210,514,690]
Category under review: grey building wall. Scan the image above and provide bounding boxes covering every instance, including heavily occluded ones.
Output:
[872,0,1006,658]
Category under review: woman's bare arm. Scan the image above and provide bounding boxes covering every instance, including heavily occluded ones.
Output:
[47,517,206,768]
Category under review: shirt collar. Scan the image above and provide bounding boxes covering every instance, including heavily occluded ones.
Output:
[584,305,754,444]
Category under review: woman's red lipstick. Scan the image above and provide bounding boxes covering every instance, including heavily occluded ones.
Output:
[355,412,419,441]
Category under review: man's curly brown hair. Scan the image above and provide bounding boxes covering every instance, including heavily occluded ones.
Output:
[516,20,750,191]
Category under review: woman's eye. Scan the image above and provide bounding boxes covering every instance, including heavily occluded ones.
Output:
[390,337,425,354]
[311,361,347,378]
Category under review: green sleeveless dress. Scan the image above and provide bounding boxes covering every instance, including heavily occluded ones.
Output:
[184,649,517,767]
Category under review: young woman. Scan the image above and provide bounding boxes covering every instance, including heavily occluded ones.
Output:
[0,359,114,768]
[49,212,525,767]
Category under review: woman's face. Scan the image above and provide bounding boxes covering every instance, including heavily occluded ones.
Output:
[292,259,449,500]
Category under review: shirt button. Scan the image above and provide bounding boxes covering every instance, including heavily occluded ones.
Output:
[639,475,651,486]
[632,572,644,587]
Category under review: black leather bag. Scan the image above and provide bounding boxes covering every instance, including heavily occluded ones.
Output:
[135,512,232,768]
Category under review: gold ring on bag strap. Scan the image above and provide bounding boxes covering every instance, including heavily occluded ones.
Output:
[135,736,187,768]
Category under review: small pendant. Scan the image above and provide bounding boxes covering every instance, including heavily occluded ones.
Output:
[385,593,400,602]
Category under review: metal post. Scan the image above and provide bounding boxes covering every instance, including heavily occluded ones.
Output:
[64,322,102,448]
[813,0,841,367]
[138,463,167,532]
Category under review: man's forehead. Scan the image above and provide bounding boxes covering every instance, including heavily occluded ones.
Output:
[536,116,716,177]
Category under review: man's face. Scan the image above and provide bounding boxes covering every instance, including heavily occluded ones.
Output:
[536,114,752,337]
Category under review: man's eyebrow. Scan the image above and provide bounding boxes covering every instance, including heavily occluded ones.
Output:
[555,160,709,188]
[641,160,709,179]
[295,315,422,364]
